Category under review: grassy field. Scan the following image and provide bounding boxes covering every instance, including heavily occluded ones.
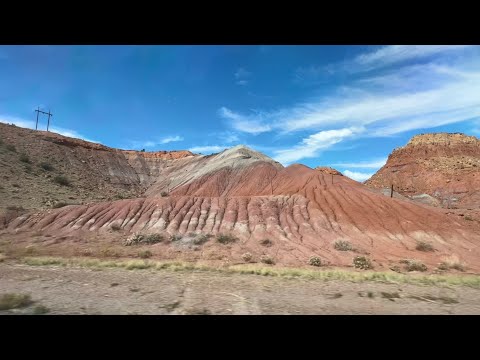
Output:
[19,256,480,288]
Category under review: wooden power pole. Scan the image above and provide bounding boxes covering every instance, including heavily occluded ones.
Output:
[34,107,53,131]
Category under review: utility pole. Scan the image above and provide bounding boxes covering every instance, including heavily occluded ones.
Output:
[390,184,394,198]
[35,107,40,130]
[46,109,53,131]
[34,107,53,131]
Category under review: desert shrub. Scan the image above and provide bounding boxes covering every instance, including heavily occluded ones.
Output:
[6,205,24,211]
[33,305,50,315]
[259,239,273,247]
[169,234,182,242]
[19,153,30,163]
[161,191,169,197]
[353,256,373,270]
[144,234,164,244]
[216,233,238,244]
[138,250,153,259]
[334,240,353,251]
[53,175,70,187]
[0,293,33,310]
[12,183,20,188]
[6,144,16,152]
[25,164,32,173]
[242,252,253,262]
[110,223,122,231]
[438,255,466,272]
[308,256,322,267]
[140,149,145,152]
[39,162,54,171]
[415,241,434,252]
[464,215,473,221]
[260,255,275,265]
[124,233,145,246]
[402,259,427,272]
[193,234,211,245]
[113,194,126,200]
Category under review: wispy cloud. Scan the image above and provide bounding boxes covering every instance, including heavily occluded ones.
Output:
[343,170,374,182]
[189,145,227,154]
[235,67,251,86]
[273,127,364,165]
[218,107,271,135]
[0,115,99,143]
[331,158,387,169]
[160,135,183,144]
[353,45,472,70]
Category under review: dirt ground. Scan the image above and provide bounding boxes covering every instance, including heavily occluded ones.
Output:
[1,263,480,314]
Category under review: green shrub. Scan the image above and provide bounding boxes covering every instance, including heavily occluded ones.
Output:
[53,175,70,187]
[169,234,182,242]
[0,293,33,310]
[308,256,322,267]
[39,162,54,171]
[259,239,273,247]
[353,256,373,270]
[161,191,169,197]
[415,241,434,252]
[33,305,50,315]
[334,240,353,251]
[19,153,30,163]
[260,255,275,265]
[217,233,238,244]
[144,234,164,244]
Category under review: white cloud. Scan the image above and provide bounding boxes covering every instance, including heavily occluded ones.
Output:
[160,135,183,144]
[354,45,472,70]
[218,107,271,135]
[0,115,99,143]
[273,127,364,165]
[235,68,251,79]
[332,158,387,169]
[188,145,227,154]
[343,170,374,182]
[236,80,248,86]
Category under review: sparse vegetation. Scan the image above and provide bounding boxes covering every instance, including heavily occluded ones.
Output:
[260,255,275,265]
[409,295,459,304]
[193,234,211,245]
[216,233,238,244]
[110,223,122,231]
[169,234,182,242]
[160,191,169,197]
[138,250,153,259]
[334,240,353,251]
[402,259,427,272]
[144,234,164,244]
[6,205,24,212]
[19,257,480,288]
[308,256,322,267]
[12,183,20,188]
[438,255,466,272]
[242,252,253,262]
[124,233,164,245]
[0,293,33,310]
[33,305,50,315]
[381,292,400,301]
[53,175,71,187]
[19,153,30,163]
[6,144,16,152]
[353,256,373,270]
[416,241,434,252]
[39,162,54,171]
[260,239,273,247]
[368,292,374,298]
[464,215,473,221]
[113,194,127,200]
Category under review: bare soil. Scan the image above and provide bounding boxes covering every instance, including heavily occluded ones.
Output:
[1,262,479,315]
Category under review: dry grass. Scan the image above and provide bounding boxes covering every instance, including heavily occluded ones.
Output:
[18,256,480,288]
[0,293,33,310]
[438,255,466,272]
[415,241,434,252]
[401,259,428,272]
[334,240,353,251]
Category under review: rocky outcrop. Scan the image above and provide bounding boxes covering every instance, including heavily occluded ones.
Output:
[366,133,480,209]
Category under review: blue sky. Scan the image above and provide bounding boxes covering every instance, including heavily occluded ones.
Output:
[1,45,480,181]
